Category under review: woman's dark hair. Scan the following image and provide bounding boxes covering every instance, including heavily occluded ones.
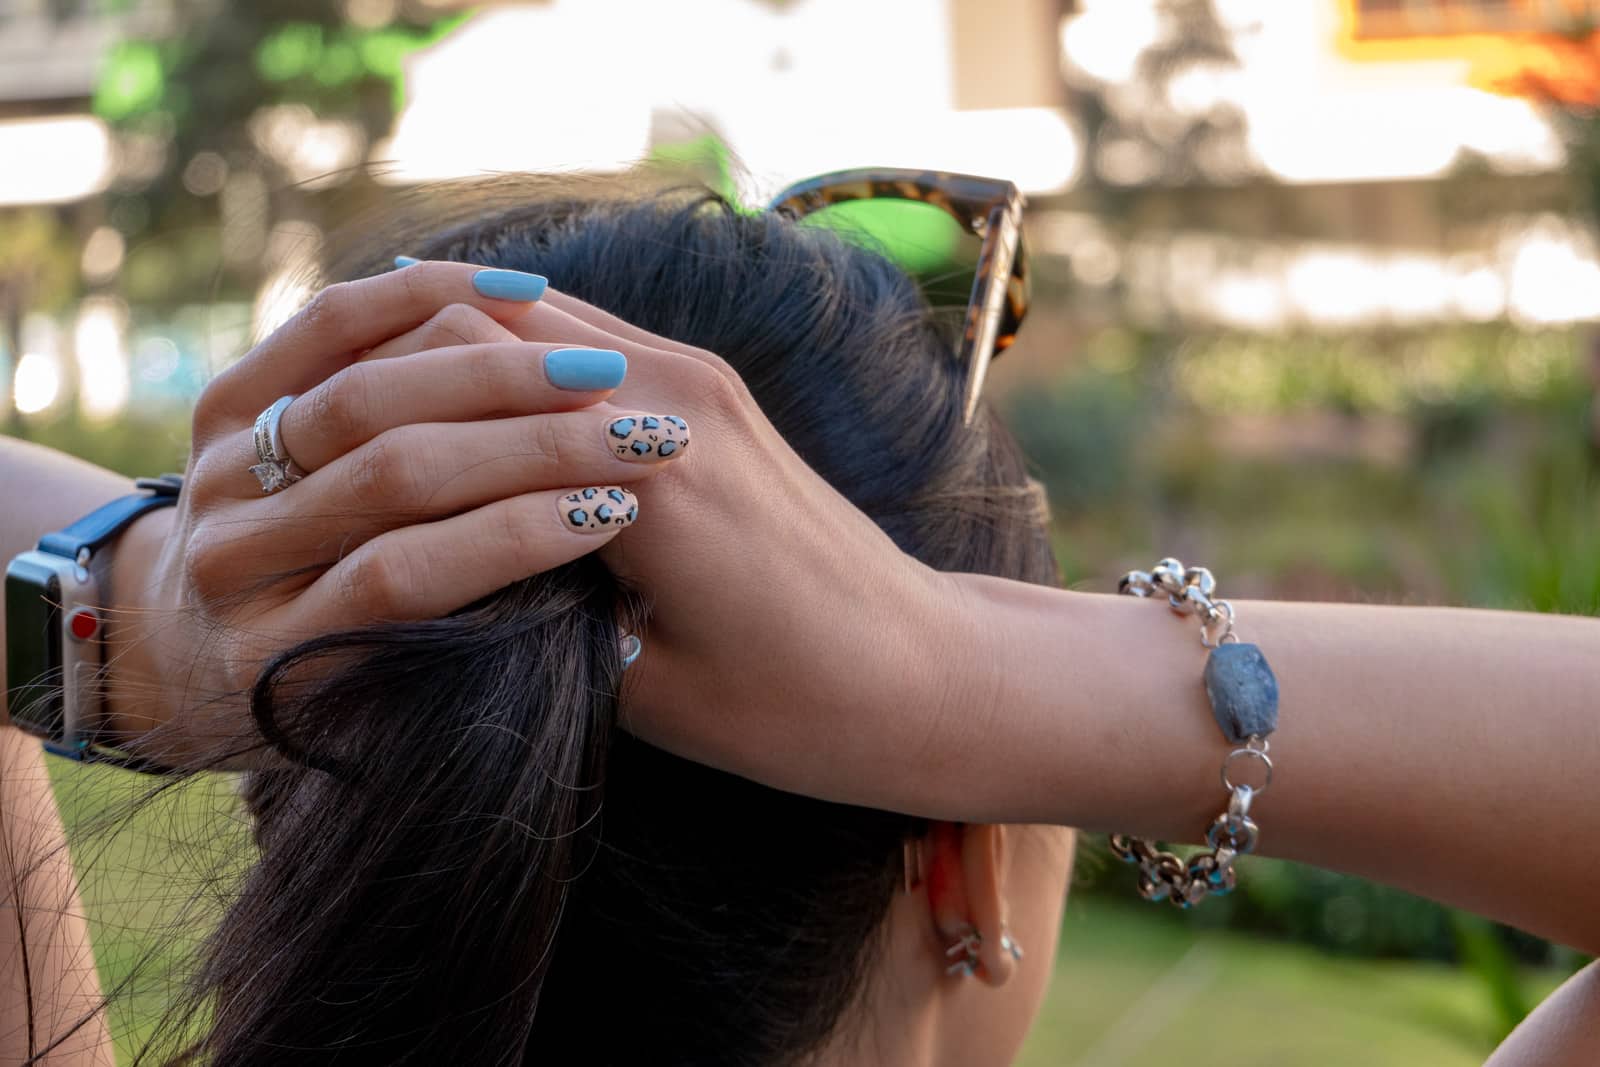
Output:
[151,174,1059,1066]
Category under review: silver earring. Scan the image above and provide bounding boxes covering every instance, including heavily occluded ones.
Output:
[999,926,1025,962]
[944,926,983,978]
[620,632,642,670]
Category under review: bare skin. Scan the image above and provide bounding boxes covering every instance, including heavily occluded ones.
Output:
[1,262,1595,1063]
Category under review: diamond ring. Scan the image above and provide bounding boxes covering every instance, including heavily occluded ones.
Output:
[249,395,308,494]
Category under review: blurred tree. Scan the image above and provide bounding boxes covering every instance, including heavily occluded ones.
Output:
[1483,15,1600,219]
[1480,17,1600,455]
[0,211,77,435]
[1053,0,1268,329]
[92,1,464,306]
[1064,0,1256,197]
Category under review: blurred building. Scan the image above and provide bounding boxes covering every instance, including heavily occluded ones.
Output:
[374,0,1078,198]
[1039,0,1600,333]
[0,0,162,205]
[6,0,1600,419]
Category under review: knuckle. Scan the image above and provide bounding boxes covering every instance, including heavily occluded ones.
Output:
[220,634,268,695]
[696,348,742,384]
[522,417,564,470]
[190,377,233,443]
[689,358,748,414]
[182,528,235,603]
[347,429,430,511]
[298,282,353,334]
[494,498,537,555]
[190,365,259,446]
[310,366,376,448]
[460,342,510,397]
[414,303,495,350]
[437,302,496,340]
[185,445,238,510]
[398,259,427,301]
[339,545,412,617]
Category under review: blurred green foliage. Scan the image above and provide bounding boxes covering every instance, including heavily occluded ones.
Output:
[10,411,191,477]
[89,3,463,305]
[1174,327,1577,414]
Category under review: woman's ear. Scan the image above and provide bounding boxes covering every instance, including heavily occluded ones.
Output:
[920,821,1017,987]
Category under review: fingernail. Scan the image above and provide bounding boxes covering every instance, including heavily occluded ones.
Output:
[605,414,690,463]
[473,268,548,302]
[559,486,638,534]
[545,347,627,391]
[393,255,421,268]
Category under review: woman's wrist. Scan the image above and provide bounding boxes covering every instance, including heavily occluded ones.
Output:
[881,569,1095,825]
[100,504,178,740]
[928,574,1221,831]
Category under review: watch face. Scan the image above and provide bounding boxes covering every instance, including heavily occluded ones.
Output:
[6,553,66,739]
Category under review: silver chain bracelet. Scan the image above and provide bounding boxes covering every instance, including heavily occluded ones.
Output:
[1108,557,1280,909]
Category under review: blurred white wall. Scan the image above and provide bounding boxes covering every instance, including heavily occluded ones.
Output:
[376,0,1080,197]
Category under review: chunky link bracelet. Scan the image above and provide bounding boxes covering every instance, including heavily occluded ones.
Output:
[1108,557,1280,909]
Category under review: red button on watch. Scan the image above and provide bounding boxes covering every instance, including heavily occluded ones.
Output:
[67,607,99,642]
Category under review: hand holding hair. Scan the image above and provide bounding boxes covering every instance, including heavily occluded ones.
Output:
[100,261,683,761]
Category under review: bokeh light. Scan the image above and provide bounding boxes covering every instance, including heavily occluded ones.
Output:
[13,352,61,415]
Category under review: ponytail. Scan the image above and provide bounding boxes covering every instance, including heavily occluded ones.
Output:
[153,561,633,1066]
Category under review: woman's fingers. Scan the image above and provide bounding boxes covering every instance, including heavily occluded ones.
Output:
[356,300,517,363]
[276,341,628,473]
[201,261,551,421]
[537,288,717,365]
[289,407,684,540]
[195,408,688,575]
[286,485,641,629]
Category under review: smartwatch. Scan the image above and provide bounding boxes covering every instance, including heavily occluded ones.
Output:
[4,474,182,770]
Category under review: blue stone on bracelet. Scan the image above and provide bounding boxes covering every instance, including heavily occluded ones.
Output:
[1202,643,1279,743]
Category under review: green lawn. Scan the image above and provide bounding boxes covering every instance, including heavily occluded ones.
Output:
[1021,897,1561,1067]
[51,761,1559,1066]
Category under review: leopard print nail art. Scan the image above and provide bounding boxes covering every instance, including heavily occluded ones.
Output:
[606,414,690,462]
[559,486,639,534]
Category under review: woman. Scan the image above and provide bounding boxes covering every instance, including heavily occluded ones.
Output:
[1,175,1596,1065]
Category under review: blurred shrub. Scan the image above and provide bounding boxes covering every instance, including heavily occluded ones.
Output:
[1004,364,1145,514]
[1173,327,1581,417]
[1075,836,1566,971]
[1430,400,1600,615]
[6,412,191,478]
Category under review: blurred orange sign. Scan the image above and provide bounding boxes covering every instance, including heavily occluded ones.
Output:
[1339,0,1600,104]
[1350,0,1599,39]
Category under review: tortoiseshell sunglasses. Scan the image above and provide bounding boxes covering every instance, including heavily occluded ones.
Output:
[767,168,1030,425]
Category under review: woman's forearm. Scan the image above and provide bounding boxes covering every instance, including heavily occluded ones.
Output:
[946,575,1600,954]
[0,728,112,1065]
[1,436,136,1064]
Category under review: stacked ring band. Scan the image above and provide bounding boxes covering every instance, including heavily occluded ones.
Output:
[250,395,308,494]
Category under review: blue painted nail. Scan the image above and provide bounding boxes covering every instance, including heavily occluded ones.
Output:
[393,255,421,268]
[544,348,627,391]
[472,268,548,302]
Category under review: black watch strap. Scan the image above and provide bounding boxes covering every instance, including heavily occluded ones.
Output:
[37,474,183,560]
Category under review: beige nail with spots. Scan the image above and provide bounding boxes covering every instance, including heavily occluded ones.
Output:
[558,487,638,534]
[605,414,690,463]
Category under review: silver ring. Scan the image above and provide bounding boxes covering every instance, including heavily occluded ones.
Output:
[249,394,307,494]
